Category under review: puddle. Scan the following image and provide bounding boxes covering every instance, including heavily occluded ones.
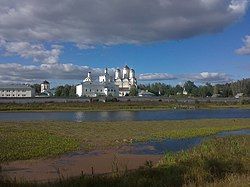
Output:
[118,129,250,155]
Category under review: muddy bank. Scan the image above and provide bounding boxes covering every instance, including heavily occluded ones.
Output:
[1,149,162,182]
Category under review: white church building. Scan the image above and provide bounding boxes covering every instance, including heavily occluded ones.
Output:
[76,65,137,97]
[76,68,119,97]
[114,65,137,96]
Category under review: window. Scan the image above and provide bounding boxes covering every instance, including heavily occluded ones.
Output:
[97,89,99,92]
[85,89,87,92]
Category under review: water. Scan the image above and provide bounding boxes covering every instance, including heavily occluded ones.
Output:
[119,129,250,155]
[0,108,250,121]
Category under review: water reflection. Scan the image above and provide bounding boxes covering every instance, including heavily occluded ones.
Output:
[75,112,85,122]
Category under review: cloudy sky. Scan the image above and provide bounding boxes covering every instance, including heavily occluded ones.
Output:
[0,0,249,86]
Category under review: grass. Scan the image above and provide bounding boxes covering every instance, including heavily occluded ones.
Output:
[0,119,250,162]
[0,129,79,162]
[0,101,249,112]
[1,135,249,186]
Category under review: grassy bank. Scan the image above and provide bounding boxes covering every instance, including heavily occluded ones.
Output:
[0,101,250,112]
[1,135,249,187]
[0,119,249,162]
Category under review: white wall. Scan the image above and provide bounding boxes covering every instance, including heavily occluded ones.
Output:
[0,89,34,97]
[76,84,83,97]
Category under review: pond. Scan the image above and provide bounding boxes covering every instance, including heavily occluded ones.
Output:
[0,108,250,121]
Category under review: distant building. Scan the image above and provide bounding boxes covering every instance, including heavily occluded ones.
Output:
[182,88,188,95]
[235,93,244,99]
[76,68,119,97]
[40,80,52,97]
[212,94,221,98]
[138,90,155,97]
[41,80,50,93]
[114,65,137,96]
[0,84,35,98]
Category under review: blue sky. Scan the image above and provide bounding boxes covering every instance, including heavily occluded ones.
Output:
[0,0,249,86]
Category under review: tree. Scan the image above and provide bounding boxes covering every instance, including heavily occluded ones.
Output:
[174,85,183,95]
[129,86,138,96]
[184,81,198,96]
[54,85,76,97]
[55,86,64,97]
[31,84,41,94]
[199,83,213,97]
[69,86,76,97]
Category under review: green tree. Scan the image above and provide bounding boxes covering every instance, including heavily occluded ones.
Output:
[184,81,198,96]
[129,86,138,96]
[31,84,41,94]
[55,86,64,97]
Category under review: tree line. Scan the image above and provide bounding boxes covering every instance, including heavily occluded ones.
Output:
[137,78,250,97]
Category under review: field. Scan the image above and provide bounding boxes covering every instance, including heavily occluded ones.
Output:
[0,119,250,162]
[1,135,249,187]
[0,100,250,112]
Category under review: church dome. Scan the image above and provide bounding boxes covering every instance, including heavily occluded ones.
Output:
[129,69,135,78]
[123,65,130,79]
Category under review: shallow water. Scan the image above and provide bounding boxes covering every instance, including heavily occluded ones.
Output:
[0,108,250,121]
[118,129,250,155]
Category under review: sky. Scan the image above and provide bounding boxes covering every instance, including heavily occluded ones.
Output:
[0,0,250,87]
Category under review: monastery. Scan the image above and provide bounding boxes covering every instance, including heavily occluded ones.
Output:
[76,65,137,97]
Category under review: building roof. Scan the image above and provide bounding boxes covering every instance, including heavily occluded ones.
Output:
[124,65,130,69]
[138,90,155,96]
[42,80,50,84]
[0,84,33,90]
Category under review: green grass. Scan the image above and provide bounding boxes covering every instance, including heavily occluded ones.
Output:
[0,129,78,162]
[1,135,249,187]
[0,119,250,162]
[0,101,249,112]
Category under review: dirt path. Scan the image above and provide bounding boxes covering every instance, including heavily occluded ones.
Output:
[1,149,162,182]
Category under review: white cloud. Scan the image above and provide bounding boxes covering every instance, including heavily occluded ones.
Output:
[0,38,62,64]
[138,71,232,83]
[183,72,232,83]
[0,63,104,83]
[0,1,244,85]
[0,0,248,47]
[235,35,250,55]
[0,63,232,84]
[139,73,176,81]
